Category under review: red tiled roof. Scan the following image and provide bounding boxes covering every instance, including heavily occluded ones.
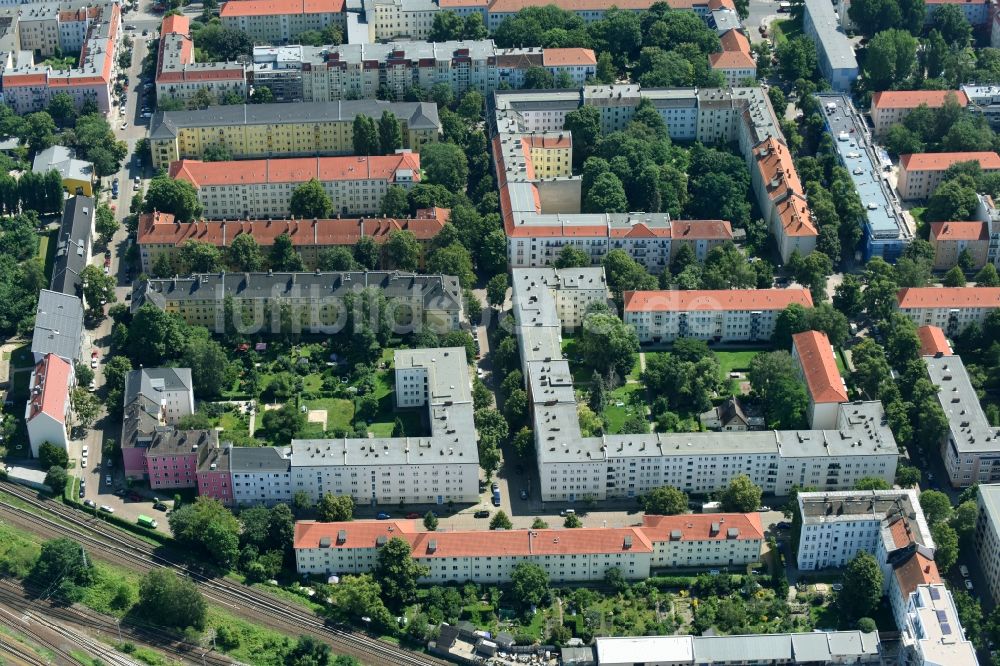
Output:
[899,152,1000,172]
[668,220,734,240]
[894,552,941,599]
[709,50,756,70]
[640,513,764,542]
[623,288,813,313]
[917,326,953,357]
[896,287,1000,310]
[169,154,420,188]
[541,48,597,67]
[872,90,968,111]
[487,0,734,11]
[138,208,448,247]
[294,521,654,556]
[792,330,848,404]
[26,353,72,424]
[930,221,989,242]
[220,0,345,16]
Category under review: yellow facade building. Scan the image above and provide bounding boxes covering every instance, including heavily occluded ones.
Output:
[149,101,441,170]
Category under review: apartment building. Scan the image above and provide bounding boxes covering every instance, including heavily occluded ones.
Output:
[295,511,762,582]
[870,90,968,136]
[898,151,1000,200]
[251,41,596,102]
[709,29,756,86]
[219,0,345,44]
[802,0,858,91]
[594,632,881,666]
[816,94,910,261]
[896,287,1000,335]
[493,85,799,267]
[155,14,246,108]
[169,153,420,220]
[148,101,441,170]
[25,353,74,457]
[917,324,952,357]
[228,445,293,506]
[136,208,448,273]
[146,429,219,490]
[30,289,83,364]
[120,367,196,480]
[975,484,1000,605]
[622,289,813,344]
[510,268,898,503]
[1,1,120,114]
[924,352,1000,488]
[924,0,989,25]
[49,195,95,299]
[897,584,979,666]
[33,145,94,197]
[751,138,818,261]
[791,330,848,429]
[196,442,233,506]
[963,84,1000,129]
[929,220,989,271]
[131,271,464,336]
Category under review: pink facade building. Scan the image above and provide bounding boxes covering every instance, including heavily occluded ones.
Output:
[197,444,233,505]
[146,429,217,490]
[121,368,197,482]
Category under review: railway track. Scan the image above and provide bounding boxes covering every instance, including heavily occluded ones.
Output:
[0,482,450,666]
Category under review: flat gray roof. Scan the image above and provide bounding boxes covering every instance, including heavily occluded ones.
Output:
[230,445,291,473]
[925,354,999,453]
[31,290,83,363]
[804,0,858,71]
[49,196,94,298]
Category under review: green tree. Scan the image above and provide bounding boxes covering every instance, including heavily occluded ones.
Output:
[373,536,428,612]
[38,442,69,469]
[286,636,333,666]
[579,311,639,379]
[423,511,439,531]
[748,351,809,429]
[71,387,99,428]
[510,562,549,610]
[249,86,273,104]
[80,264,116,313]
[378,110,403,155]
[564,513,583,527]
[379,185,410,218]
[95,203,119,243]
[177,239,223,274]
[720,475,763,513]
[44,466,68,494]
[974,263,1000,286]
[181,336,234,398]
[429,10,464,40]
[47,92,77,127]
[143,176,202,222]
[833,274,864,317]
[227,233,264,272]
[931,4,972,46]
[428,242,475,287]
[854,477,891,490]
[554,245,591,268]
[168,497,241,568]
[354,236,380,269]
[352,115,380,155]
[103,355,132,394]
[269,233,304,271]
[931,521,959,571]
[317,493,354,522]
[584,172,628,214]
[289,178,333,220]
[839,551,883,620]
[563,106,601,168]
[386,230,421,271]
[863,29,917,90]
[486,273,508,310]
[640,486,688,515]
[490,510,512,530]
[943,265,967,287]
[29,538,93,600]
[421,142,469,192]
[926,178,979,222]
[919,490,953,525]
[318,246,357,271]
[138,569,207,630]
[261,402,306,446]
[894,464,921,488]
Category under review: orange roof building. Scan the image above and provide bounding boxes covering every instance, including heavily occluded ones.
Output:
[870,90,968,135]
[294,513,763,582]
[898,152,1000,200]
[169,153,420,220]
[917,325,952,357]
[792,330,848,427]
[137,207,448,273]
[220,0,346,44]
[896,287,1000,335]
[25,353,74,458]
[623,288,813,343]
[709,29,756,86]
[156,14,246,107]
[928,220,990,271]
[751,138,817,262]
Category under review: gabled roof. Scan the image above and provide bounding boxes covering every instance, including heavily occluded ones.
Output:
[897,286,1000,309]
[872,90,968,111]
[220,0,345,17]
[917,325,952,357]
[929,220,989,242]
[792,330,848,404]
[169,153,421,188]
[25,353,72,424]
[49,196,95,298]
[894,552,941,599]
[641,513,764,542]
[900,151,1000,172]
[623,288,813,313]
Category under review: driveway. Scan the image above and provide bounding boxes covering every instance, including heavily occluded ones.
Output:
[747,0,783,43]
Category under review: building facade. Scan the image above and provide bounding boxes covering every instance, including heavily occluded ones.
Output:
[929,220,989,271]
[898,151,1000,200]
[120,367,196,480]
[791,330,848,429]
[49,195,95,299]
[975,484,1000,606]
[136,208,448,273]
[131,271,464,336]
[149,101,440,170]
[219,0,346,44]
[155,14,246,108]
[25,353,74,457]
[623,289,814,344]
[169,153,420,220]
[802,0,858,91]
[896,287,1000,335]
[870,90,968,136]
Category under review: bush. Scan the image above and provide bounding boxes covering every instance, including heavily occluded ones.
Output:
[857,617,877,633]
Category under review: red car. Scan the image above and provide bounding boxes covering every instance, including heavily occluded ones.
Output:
[405,512,420,519]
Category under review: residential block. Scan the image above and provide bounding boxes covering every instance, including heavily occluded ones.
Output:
[155,14,247,108]
[870,90,968,136]
[898,152,1000,200]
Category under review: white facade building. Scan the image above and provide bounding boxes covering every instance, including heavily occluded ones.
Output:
[975,484,1000,606]
[24,353,74,457]
[896,287,1000,336]
[230,446,293,506]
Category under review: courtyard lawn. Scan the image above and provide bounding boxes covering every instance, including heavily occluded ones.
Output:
[299,396,355,433]
[603,383,649,434]
[771,17,803,45]
[37,228,58,284]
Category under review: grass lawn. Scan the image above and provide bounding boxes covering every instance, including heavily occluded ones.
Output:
[37,227,58,284]
[834,348,848,376]
[909,206,928,239]
[604,383,648,434]
[771,17,803,45]
[4,343,33,369]
[716,350,761,377]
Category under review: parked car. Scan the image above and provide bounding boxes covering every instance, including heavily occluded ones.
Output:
[965,579,974,591]
[376,512,391,520]
[960,565,970,578]
[105,473,112,485]
[99,505,114,513]
[78,486,85,498]
[83,499,96,508]
[474,510,490,518]
[559,509,576,517]
[776,521,792,530]
[405,512,420,519]
[519,489,528,500]
[153,501,168,511]
[81,458,87,468]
